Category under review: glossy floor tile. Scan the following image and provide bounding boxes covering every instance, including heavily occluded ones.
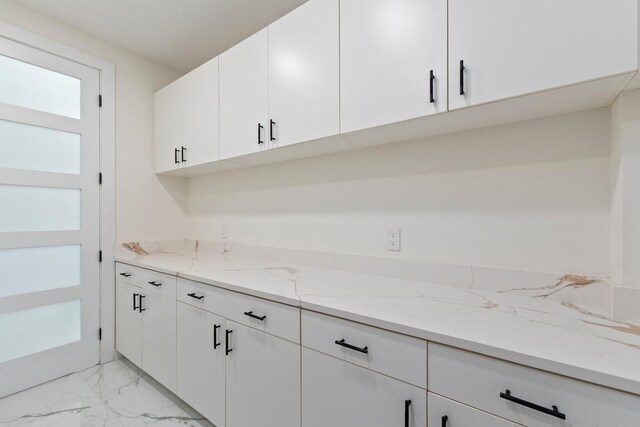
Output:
[0,358,212,426]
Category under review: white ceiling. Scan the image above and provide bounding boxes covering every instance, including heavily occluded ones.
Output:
[12,0,308,72]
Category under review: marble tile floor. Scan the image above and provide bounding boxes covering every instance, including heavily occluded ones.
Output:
[0,358,213,426]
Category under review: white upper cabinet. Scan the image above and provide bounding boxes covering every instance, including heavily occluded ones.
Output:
[182,58,220,167]
[340,0,448,133]
[268,0,340,148]
[220,29,269,160]
[448,0,638,110]
[154,80,182,173]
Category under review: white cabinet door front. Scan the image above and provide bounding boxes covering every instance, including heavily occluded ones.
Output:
[140,290,176,392]
[154,80,183,172]
[220,29,269,160]
[268,0,340,148]
[302,348,427,427]
[182,57,219,167]
[449,0,638,110]
[177,302,226,427]
[340,0,447,133]
[225,321,300,427]
[115,281,141,366]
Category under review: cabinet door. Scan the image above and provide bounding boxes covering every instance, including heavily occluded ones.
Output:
[340,0,447,133]
[302,348,426,427]
[154,79,182,172]
[225,321,300,427]
[177,302,226,427]
[140,290,176,392]
[115,281,141,366]
[428,393,520,427]
[220,29,269,160]
[268,0,339,148]
[449,0,638,110]
[182,57,219,167]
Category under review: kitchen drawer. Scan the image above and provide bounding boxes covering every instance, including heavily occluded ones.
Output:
[428,393,522,427]
[177,278,229,316]
[428,343,640,426]
[224,290,300,343]
[116,263,176,298]
[302,310,426,388]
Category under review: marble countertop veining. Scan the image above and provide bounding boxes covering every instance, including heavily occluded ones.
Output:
[115,242,640,397]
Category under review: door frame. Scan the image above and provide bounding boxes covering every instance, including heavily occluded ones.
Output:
[0,20,116,363]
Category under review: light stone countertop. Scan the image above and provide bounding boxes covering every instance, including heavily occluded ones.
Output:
[115,241,640,397]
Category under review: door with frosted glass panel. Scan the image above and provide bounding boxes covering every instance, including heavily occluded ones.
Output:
[0,37,100,397]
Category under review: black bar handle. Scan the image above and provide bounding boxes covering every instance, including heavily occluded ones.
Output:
[174,148,179,164]
[213,324,221,349]
[225,329,233,355]
[181,146,187,163]
[187,292,204,300]
[405,400,411,427]
[132,293,139,311]
[119,272,131,278]
[258,123,264,145]
[441,415,448,427]
[244,311,266,321]
[459,60,465,96]
[269,119,276,142]
[335,339,368,354]
[139,295,146,312]
[429,70,435,103]
[500,390,566,420]
[148,281,162,287]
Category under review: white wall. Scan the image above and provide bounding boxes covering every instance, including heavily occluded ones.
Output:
[187,108,611,276]
[0,0,187,242]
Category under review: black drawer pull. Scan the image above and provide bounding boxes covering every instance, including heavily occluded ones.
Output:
[139,295,146,312]
[174,148,179,164]
[244,311,266,321]
[120,272,131,278]
[405,400,411,427]
[187,292,204,300]
[269,119,276,142]
[148,281,161,287]
[181,146,187,163]
[500,390,566,420]
[459,60,465,96]
[132,293,139,311]
[335,339,368,354]
[214,324,221,349]
[258,123,264,145]
[429,70,435,103]
[441,415,448,427]
[225,329,233,355]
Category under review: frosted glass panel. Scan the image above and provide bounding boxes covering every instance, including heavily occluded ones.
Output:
[0,54,81,119]
[0,185,81,232]
[0,245,81,298]
[0,120,81,174]
[0,300,81,363]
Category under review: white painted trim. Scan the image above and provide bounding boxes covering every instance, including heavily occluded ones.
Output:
[0,20,117,363]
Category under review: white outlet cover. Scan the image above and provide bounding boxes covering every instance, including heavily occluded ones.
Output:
[387,228,401,251]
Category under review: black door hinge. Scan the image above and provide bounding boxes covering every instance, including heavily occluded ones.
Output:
[99,172,102,185]
[99,250,102,262]
[99,328,102,340]
[99,94,102,107]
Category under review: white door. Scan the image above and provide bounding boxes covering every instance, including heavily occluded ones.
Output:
[154,79,182,172]
[268,0,340,148]
[225,321,300,427]
[219,29,269,160]
[115,281,141,366]
[302,348,427,427]
[177,302,226,427]
[140,289,176,392]
[340,0,447,133]
[0,37,101,397]
[448,0,638,110]
[182,57,220,167]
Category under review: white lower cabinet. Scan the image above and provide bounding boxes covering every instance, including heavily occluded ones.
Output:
[302,347,426,427]
[177,302,226,427]
[428,393,521,427]
[225,320,301,427]
[115,280,142,366]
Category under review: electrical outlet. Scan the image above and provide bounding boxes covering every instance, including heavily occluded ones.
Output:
[387,228,401,251]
